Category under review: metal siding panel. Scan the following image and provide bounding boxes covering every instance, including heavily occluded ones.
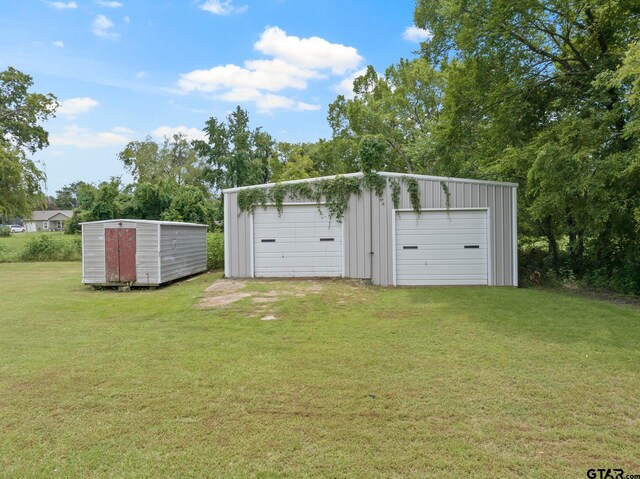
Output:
[363,190,371,279]
[159,225,207,283]
[82,223,106,284]
[380,183,392,286]
[229,193,240,277]
[356,193,364,276]
[135,223,159,284]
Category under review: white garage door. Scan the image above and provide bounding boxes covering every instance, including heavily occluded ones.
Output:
[253,205,343,277]
[395,210,488,286]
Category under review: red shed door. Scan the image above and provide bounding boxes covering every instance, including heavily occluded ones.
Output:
[105,228,137,283]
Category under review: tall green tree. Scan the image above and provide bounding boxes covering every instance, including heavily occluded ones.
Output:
[0,67,57,217]
[194,106,275,190]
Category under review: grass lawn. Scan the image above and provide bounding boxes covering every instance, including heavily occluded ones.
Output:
[1,263,639,478]
[0,232,79,262]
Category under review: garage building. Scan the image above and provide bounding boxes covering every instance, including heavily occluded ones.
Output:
[81,219,207,286]
[223,172,518,287]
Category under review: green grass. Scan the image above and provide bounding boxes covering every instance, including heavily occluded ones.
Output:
[1,263,639,478]
[0,232,80,262]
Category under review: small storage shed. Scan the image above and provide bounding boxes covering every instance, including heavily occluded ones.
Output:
[223,172,518,287]
[81,219,207,286]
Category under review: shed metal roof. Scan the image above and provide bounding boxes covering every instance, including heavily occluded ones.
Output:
[80,219,208,227]
[222,172,518,193]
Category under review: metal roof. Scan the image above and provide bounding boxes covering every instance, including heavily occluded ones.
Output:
[79,219,208,227]
[222,172,518,193]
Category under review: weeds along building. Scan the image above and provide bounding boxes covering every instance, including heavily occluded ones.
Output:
[81,219,207,287]
[223,172,518,287]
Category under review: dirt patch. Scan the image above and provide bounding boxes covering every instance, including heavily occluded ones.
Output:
[261,315,277,321]
[205,280,245,294]
[253,297,279,303]
[199,292,252,307]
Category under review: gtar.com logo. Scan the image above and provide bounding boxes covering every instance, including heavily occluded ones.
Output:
[586,469,623,479]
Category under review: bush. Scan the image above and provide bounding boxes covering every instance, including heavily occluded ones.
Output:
[20,235,82,262]
[207,232,224,270]
[0,226,11,237]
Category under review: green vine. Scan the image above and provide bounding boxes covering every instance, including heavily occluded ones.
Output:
[236,172,423,221]
[405,177,421,213]
[440,181,451,210]
[317,176,362,221]
[363,171,386,198]
[390,178,401,210]
[237,187,267,213]
[270,183,287,215]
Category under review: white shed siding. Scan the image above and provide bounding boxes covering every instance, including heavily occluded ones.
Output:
[82,222,106,284]
[159,224,207,283]
[136,222,160,285]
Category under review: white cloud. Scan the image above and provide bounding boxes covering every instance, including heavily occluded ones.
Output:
[178,59,318,93]
[52,40,65,48]
[93,14,119,39]
[255,26,362,75]
[136,71,146,78]
[152,126,207,142]
[333,67,368,98]
[50,125,132,148]
[124,15,130,23]
[403,26,433,42]
[57,97,99,118]
[97,0,123,7]
[216,88,319,113]
[48,1,78,9]
[199,0,247,15]
[176,26,363,112]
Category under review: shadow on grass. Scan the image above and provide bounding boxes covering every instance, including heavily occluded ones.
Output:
[403,286,640,352]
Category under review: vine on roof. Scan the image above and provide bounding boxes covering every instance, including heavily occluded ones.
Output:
[236,173,422,221]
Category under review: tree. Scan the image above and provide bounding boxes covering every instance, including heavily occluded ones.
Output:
[118,134,207,189]
[194,106,275,190]
[409,0,640,288]
[0,67,57,217]
[270,143,318,182]
[0,144,46,218]
[55,181,92,209]
[327,59,445,173]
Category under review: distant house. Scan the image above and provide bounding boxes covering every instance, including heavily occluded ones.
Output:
[25,210,73,232]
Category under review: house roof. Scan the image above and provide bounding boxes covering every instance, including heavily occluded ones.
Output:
[30,210,73,221]
[222,172,519,193]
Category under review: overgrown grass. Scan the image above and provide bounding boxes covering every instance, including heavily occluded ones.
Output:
[0,232,81,263]
[207,232,224,270]
[1,263,639,477]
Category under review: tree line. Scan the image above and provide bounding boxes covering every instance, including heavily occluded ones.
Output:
[2,0,640,293]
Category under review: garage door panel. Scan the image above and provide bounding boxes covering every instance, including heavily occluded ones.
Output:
[396,210,489,286]
[254,205,343,278]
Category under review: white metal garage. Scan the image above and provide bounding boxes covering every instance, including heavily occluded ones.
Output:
[252,204,343,277]
[394,209,489,285]
[224,172,518,287]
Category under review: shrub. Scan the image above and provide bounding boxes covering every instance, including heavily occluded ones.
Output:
[207,232,224,270]
[20,235,82,262]
[0,226,11,237]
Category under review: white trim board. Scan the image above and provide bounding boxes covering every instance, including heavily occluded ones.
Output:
[223,172,518,193]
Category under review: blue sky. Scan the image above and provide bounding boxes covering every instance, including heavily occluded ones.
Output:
[0,0,431,194]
